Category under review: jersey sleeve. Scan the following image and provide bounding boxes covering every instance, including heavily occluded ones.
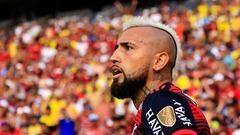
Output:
[141,91,197,135]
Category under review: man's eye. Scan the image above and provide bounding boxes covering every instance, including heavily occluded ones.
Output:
[116,42,135,51]
[123,44,133,50]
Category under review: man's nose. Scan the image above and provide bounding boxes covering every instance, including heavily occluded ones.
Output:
[110,50,121,64]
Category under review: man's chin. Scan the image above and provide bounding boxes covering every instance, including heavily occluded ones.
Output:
[110,83,132,99]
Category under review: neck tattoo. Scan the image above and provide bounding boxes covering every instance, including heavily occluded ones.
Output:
[143,86,151,95]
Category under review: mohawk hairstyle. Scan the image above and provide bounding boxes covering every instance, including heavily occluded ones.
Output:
[123,16,182,78]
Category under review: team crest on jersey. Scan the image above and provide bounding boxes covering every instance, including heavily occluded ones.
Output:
[157,106,176,127]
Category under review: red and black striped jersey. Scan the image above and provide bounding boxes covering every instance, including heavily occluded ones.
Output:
[132,82,210,135]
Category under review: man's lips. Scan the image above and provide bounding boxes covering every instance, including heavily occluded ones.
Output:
[111,65,123,79]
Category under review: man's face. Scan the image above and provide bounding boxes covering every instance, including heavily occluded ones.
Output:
[110,27,153,99]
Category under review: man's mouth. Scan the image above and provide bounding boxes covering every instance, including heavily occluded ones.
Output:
[111,66,123,79]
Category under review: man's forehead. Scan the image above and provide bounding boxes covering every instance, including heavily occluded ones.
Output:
[120,26,160,35]
[118,26,161,43]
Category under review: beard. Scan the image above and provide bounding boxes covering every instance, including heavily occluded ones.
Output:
[110,65,149,99]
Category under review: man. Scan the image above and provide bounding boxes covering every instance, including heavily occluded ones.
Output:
[110,16,210,135]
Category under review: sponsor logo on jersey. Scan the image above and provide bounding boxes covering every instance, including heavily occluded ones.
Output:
[157,106,176,127]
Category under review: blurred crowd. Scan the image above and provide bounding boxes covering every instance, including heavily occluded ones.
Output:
[0,0,240,135]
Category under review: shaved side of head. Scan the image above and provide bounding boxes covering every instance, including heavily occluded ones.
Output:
[123,16,181,78]
[150,28,177,72]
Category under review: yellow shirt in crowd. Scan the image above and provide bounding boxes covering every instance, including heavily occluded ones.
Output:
[210,5,220,17]
[198,3,208,18]
[229,5,240,16]
[40,114,58,127]
[231,16,240,31]
[28,124,42,135]
[8,42,17,58]
[49,98,66,116]
[176,75,191,90]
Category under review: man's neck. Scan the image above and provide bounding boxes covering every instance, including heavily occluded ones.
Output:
[132,79,172,109]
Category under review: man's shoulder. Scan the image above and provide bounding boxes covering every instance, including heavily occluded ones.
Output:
[144,89,188,106]
[141,90,197,134]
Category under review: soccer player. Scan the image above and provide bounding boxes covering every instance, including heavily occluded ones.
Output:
[110,16,210,135]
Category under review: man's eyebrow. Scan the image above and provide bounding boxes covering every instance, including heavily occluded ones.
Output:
[114,41,137,50]
[119,42,137,46]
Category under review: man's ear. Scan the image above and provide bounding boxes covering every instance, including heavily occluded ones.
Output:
[152,52,169,71]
